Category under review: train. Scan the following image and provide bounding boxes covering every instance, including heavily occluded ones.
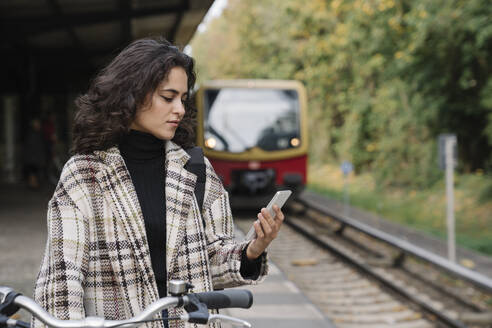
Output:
[195,79,308,206]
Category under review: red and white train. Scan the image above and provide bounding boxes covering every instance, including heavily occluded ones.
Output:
[195,79,308,206]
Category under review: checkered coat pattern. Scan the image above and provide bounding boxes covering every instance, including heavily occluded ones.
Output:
[33,141,268,328]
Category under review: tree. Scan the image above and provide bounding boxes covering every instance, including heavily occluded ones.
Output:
[191,0,492,187]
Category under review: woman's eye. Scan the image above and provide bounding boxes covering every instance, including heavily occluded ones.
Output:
[161,96,173,102]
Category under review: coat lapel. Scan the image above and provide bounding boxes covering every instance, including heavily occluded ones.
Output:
[164,141,196,274]
[94,143,197,295]
[94,147,159,302]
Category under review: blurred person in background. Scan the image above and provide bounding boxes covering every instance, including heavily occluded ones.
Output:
[33,37,284,328]
[41,111,61,185]
[23,118,46,189]
[41,112,57,163]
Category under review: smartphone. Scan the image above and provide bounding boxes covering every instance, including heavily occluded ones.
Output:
[244,190,292,241]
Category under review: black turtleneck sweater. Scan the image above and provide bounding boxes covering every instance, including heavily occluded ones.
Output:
[119,130,261,299]
[119,130,168,298]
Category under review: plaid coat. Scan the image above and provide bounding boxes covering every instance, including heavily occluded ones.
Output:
[33,141,268,328]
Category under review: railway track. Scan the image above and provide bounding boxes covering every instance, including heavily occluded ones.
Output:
[234,200,492,328]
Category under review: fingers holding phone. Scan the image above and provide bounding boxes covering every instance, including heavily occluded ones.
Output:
[247,205,285,260]
[258,205,284,239]
[245,191,290,260]
[256,209,273,240]
[244,190,291,242]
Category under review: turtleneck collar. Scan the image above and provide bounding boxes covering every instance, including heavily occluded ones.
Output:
[119,129,165,161]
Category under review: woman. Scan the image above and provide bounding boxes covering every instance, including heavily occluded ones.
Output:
[33,37,284,328]
[23,118,46,189]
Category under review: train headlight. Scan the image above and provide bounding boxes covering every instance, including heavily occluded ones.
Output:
[205,137,217,149]
[290,137,300,147]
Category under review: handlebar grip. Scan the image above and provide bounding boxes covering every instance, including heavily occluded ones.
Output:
[194,289,253,309]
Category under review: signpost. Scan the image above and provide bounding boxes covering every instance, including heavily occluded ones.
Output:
[438,134,457,263]
[341,161,353,218]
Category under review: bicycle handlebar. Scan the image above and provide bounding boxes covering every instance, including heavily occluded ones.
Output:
[0,286,253,328]
[194,289,253,309]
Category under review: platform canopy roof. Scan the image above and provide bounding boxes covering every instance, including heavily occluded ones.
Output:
[1,0,214,92]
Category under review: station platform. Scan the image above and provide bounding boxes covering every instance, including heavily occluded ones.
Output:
[222,228,336,328]
[0,183,334,327]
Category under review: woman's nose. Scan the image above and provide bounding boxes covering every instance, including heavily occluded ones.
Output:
[174,100,185,116]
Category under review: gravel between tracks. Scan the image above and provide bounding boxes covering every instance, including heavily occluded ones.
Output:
[235,218,437,328]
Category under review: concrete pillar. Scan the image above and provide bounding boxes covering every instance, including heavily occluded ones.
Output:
[3,95,17,183]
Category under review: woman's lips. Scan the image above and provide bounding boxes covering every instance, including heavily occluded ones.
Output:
[168,120,180,127]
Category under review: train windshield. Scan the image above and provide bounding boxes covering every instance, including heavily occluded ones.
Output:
[203,88,301,152]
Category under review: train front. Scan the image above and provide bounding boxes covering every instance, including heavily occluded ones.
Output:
[196,80,308,207]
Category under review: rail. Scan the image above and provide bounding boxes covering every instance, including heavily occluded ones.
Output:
[297,191,492,293]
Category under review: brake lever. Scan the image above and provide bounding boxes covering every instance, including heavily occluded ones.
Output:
[208,314,251,328]
[183,294,208,324]
[0,289,21,318]
[0,315,30,328]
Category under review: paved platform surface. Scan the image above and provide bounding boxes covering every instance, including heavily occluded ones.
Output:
[0,184,52,297]
[222,227,335,328]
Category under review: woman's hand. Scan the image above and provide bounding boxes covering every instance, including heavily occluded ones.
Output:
[246,205,285,260]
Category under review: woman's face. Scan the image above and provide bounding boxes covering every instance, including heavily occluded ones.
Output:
[130,66,188,140]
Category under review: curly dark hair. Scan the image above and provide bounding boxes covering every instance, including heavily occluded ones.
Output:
[71,37,197,154]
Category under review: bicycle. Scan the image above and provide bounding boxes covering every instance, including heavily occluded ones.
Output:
[0,280,253,328]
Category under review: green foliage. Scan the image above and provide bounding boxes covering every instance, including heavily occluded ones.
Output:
[478,176,492,203]
[191,0,492,187]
